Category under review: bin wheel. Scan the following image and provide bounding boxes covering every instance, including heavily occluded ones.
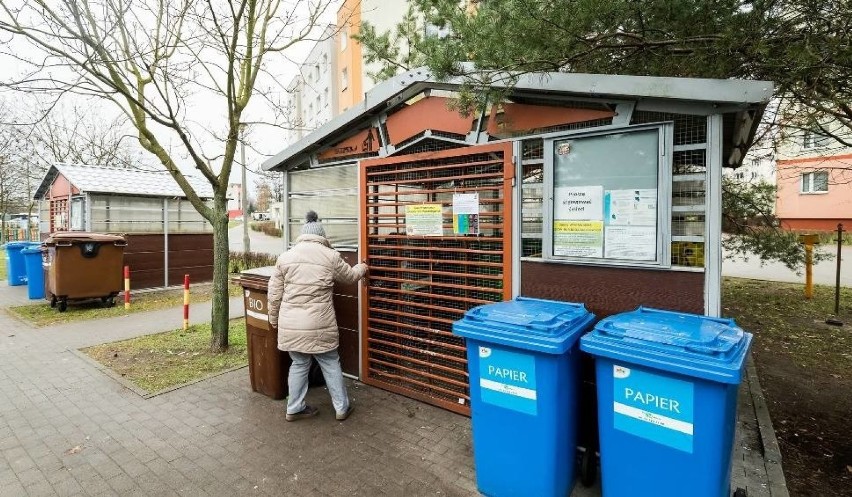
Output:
[58,299,68,312]
[579,449,596,487]
[101,296,116,308]
[733,488,747,497]
[50,296,57,308]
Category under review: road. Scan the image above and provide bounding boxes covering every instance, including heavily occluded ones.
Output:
[229,223,850,287]
[228,223,284,256]
[722,245,851,287]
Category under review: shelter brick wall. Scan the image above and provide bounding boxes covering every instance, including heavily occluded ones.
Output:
[521,261,705,317]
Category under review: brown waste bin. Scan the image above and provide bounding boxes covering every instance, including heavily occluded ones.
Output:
[44,232,126,312]
[232,266,291,400]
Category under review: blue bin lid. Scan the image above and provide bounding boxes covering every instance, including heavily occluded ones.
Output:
[21,247,43,255]
[453,297,595,354]
[2,241,32,250]
[580,307,752,384]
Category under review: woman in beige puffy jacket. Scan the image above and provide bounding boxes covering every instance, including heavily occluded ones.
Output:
[267,211,367,422]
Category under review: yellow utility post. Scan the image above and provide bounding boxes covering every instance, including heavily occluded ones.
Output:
[798,234,819,299]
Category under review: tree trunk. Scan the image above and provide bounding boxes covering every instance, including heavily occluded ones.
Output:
[210,194,230,352]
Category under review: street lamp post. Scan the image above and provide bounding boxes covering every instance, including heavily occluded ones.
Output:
[240,124,251,260]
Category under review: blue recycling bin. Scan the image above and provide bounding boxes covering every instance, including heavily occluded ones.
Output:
[580,307,752,497]
[453,297,595,497]
[21,246,45,300]
[3,241,32,286]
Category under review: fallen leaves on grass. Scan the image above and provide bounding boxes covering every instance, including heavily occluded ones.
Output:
[82,320,247,393]
[723,277,852,496]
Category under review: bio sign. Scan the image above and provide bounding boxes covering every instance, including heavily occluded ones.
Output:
[612,364,695,453]
[244,289,270,329]
[478,346,538,415]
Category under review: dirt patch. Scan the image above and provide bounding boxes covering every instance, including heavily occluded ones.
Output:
[723,278,852,497]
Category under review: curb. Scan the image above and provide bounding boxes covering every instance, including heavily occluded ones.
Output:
[746,359,790,497]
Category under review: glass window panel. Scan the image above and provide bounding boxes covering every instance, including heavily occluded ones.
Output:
[289,222,357,247]
[813,171,829,192]
[290,165,357,192]
[289,193,357,220]
[70,198,84,231]
[551,129,660,262]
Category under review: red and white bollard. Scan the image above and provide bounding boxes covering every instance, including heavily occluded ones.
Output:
[124,265,131,310]
[183,274,190,331]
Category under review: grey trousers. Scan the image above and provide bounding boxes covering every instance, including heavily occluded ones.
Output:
[286,349,350,415]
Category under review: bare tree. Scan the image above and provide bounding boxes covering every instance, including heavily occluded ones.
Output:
[0,98,36,240]
[0,0,337,350]
[27,105,150,170]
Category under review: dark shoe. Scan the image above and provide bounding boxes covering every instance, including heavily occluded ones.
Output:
[336,405,354,421]
[286,406,319,422]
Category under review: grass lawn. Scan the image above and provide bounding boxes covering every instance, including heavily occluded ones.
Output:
[82,319,247,393]
[722,277,852,496]
[228,219,242,229]
[0,255,6,282]
[9,283,243,327]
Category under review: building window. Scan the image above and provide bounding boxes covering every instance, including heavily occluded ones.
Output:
[341,68,348,90]
[803,128,831,149]
[324,88,329,107]
[316,95,321,114]
[340,27,348,51]
[322,54,328,71]
[315,64,320,81]
[801,171,829,193]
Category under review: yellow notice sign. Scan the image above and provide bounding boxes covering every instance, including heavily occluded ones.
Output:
[554,220,603,257]
[406,204,444,236]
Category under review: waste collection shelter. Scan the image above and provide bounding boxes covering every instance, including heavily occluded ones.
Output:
[262,68,773,415]
[34,163,215,289]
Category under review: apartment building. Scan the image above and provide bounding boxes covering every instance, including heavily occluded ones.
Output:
[724,152,776,185]
[335,0,411,114]
[283,24,338,146]
[775,123,852,231]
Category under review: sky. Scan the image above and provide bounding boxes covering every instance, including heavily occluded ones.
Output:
[0,0,344,199]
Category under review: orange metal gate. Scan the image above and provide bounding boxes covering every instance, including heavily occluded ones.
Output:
[359,142,514,415]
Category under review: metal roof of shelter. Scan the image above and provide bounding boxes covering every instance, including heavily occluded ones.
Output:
[33,163,215,200]
[263,66,774,172]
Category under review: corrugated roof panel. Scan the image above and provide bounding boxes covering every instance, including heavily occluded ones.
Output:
[35,163,215,199]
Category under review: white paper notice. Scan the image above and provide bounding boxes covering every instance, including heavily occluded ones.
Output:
[554,186,604,221]
[606,189,657,226]
[604,226,657,260]
[452,193,480,235]
[452,193,479,215]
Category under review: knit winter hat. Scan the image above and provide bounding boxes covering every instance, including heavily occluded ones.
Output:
[301,210,326,237]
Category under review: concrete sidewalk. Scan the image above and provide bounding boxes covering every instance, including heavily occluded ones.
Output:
[0,281,788,496]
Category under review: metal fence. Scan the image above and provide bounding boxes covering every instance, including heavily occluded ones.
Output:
[360,142,514,415]
[1,227,40,243]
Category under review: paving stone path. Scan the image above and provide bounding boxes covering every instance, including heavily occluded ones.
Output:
[0,282,785,496]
